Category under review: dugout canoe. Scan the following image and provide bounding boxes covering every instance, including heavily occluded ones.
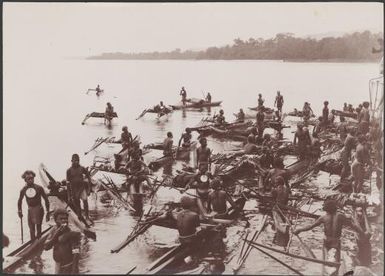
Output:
[38,164,97,240]
[82,112,118,125]
[171,101,222,110]
[3,226,53,273]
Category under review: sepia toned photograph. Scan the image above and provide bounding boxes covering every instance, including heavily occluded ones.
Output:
[2,2,383,275]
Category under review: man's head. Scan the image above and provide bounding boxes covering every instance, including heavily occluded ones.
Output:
[263,133,271,141]
[357,134,366,144]
[180,196,193,210]
[160,101,164,105]
[297,122,303,130]
[324,101,329,106]
[240,108,244,113]
[54,208,69,226]
[71,154,80,167]
[258,93,262,98]
[274,176,285,187]
[277,91,280,95]
[323,199,338,214]
[363,101,370,108]
[199,137,207,147]
[211,178,222,190]
[122,126,128,132]
[167,132,173,138]
[219,109,224,115]
[185,128,191,134]
[22,170,36,185]
[247,134,255,143]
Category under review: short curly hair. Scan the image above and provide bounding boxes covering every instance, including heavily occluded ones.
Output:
[21,170,36,179]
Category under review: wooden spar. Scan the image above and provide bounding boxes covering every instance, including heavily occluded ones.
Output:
[286,213,299,253]
[233,215,268,273]
[126,266,137,274]
[136,109,148,120]
[275,205,316,259]
[81,114,91,125]
[99,177,136,212]
[247,241,341,268]
[85,137,109,155]
[250,244,304,276]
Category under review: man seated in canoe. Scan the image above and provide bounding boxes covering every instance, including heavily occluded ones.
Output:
[293,199,368,268]
[302,102,314,123]
[214,109,226,127]
[196,137,211,173]
[66,154,92,220]
[18,170,50,240]
[180,86,187,105]
[207,178,239,219]
[44,208,81,274]
[104,102,114,125]
[153,101,170,117]
[95,84,102,97]
[243,134,258,154]
[235,108,245,123]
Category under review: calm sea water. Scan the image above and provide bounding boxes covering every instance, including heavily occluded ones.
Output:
[3,59,380,274]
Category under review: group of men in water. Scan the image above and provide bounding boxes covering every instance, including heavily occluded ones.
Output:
[8,84,382,274]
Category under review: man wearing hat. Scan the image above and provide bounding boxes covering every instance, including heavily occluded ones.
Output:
[66,154,92,220]
[18,170,50,240]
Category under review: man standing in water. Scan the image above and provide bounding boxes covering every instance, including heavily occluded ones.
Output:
[293,123,311,159]
[322,101,330,126]
[294,199,367,266]
[18,170,50,240]
[66,154,92,220]
[256,108,265,140]
[274,91,284,113]
[163,132,174,157]
[44,208,81,274]
[196,137,211,173]
[180,87,187,105]
[105,102,114,125]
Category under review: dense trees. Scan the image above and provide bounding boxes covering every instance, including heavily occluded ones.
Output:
[89,31,383,61]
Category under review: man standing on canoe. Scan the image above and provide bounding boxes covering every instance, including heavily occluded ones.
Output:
[18,170,50,240]
[66,154,92,220]
[206,92,212,103]
[274,91,284,113]
[95,84,102,97]
[196,137,211,173]
[256,108,265,140]
[163,132,174,157]
[358,101,370,135]
[120,126,133,150]
[44,208,81,274]
[322,101,330,127]
[257,93,264,108]
[294,199,368,266]
[105,102,114,125]
[180,86,187,105]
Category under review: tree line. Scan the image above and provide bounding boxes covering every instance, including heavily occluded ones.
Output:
[88,31,383,61]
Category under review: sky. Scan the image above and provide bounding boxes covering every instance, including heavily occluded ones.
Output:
[3,2,384,59]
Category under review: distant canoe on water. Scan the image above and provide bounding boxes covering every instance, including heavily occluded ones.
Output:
[82,112,118,125]
[171,100,222,110]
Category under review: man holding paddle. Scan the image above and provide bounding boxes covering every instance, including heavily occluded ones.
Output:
[18,170,50,240]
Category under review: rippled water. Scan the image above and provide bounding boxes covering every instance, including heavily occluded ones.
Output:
[3,59,380,274]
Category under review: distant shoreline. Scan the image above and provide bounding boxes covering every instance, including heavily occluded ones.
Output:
[85,57,379,63]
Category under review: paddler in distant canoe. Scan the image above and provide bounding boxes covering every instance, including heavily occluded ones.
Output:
[214,109,226,126]
[95,84,102,97]
[235,108,245,123]
[180,86,187,105]
[178,128,192,149]
[18,170,50,240]
[66,154,92,220]
[44,208,81,274]
[206,92,212,103]
[257,93,264,108]
[104,102,114,125]
[293,199,368,267]
[196,137,211,173]
[302,102,313,123]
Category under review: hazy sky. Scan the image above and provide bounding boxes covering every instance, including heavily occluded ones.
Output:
[3,2,383,59]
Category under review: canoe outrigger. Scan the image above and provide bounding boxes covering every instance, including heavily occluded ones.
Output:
[81,112,118,125]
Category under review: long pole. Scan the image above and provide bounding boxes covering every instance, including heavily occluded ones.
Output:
[20,217,24,244]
